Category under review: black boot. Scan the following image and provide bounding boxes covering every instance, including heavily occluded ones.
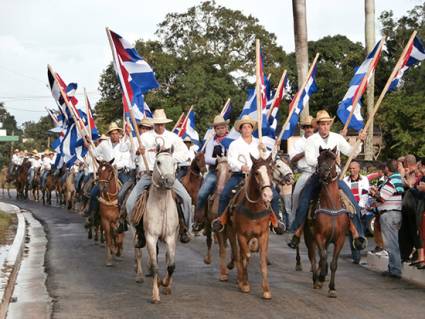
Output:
[287,234,300,249]
[273,219,286,235]
[353,237,367,250]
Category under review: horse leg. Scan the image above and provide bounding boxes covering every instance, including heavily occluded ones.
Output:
[295,246,302,271]
[259,233,271,300]
[316,235,328,288]
[162,235,177,295]
[237,235,250,293]
[328,231,345,298]
[131,226,144,283]
[146,234,160,304]
[227,226,237,270]
[217,232,229,281]
[204,225,212,265]
[102,219,113,267]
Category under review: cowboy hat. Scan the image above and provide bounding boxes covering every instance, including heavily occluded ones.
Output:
[137,117,153,128]
[106,122,123,135]
[99,134,108,141]
[234,115,257,132]
[151,109,173,124]
[313,110,335,124]
[32,149,38,155]
[209,115,230,127]
[300,115,314,126]
[14,149,19,153]
[43,149,51,155]
[183,136,193,143]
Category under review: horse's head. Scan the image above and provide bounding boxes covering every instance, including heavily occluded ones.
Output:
[272,158,294,185]
[250,153,274,205]
[193,152,207,174]
[317,146,338,184]
[96,158,116,193]
[153,147,176,189]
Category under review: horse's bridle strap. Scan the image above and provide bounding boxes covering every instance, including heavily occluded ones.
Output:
[235,204,272,220]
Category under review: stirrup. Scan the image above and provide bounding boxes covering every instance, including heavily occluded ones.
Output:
[352,237,367,250]
[211,219,224,233]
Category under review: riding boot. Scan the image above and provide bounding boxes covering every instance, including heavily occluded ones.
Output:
[349,220,367,250]
[212,210,229,233]
[271,211,286,235]
[177,203,191,243]
[135,221,146,248]
[192,207,205,232]
[288,226,303,249]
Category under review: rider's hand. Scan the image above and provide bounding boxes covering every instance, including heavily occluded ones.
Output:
[137,146,145,155]
[241,165,249,173]
[340,128,348,137]
[258,143,266,152]
[358,129,367,142]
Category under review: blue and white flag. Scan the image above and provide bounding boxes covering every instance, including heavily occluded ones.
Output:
[389,35,425,91]
[282,63,318,140]
[337,39,383,132]
[59,123,88,167]
[179,110,200,150]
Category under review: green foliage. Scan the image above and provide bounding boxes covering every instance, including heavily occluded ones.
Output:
[21,116,54,151]
[0,102,22,167]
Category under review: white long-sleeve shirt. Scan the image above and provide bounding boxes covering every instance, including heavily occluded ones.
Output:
[95,138,131,170]
[29,158,42,169]
[204,137,227,166]
[288,136,312,173]
[135,130,189,171]
[42,157,52,171]
[304,132,362,170]
[228,136,269,172]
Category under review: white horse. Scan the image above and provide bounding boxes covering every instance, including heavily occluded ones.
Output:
[135,146,179,304]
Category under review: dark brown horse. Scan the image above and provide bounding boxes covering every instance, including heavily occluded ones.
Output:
[16,160,31,199]
[97,159,124,266]
[181,152,207,205]
[303,147,349,298]
[31,167,41,202]
[42,171,55,205]
[230,153,275,300]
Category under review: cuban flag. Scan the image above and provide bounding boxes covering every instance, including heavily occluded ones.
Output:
[337,39,383,132]
[84,94,100,140]
[282,63,318,140]
[54,123,87,168]
[389,36,425,91]
[178,110,200,149]
[108,29,159,121]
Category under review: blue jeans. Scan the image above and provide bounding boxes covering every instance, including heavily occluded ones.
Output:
[28,167,35,185]
[75,171,85,191]
[197,170,217,210]
[380,210,402,276]
[217,172,281,220]
[291,174,365,238]
[88,184,100,218]
[41,170,50,189]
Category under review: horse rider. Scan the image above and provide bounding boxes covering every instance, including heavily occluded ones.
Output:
[28,150,42,189]
[125,109,193,245]
[118,118,154,206]
[40,150,54,189]
[289,115,315,226]
[212,115,285,234]
[192,114,229,232]
[9,149,21,176]
[176,136,197,180]
[287,110,367,250]
[84,123,131,222]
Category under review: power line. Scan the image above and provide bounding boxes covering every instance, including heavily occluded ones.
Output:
[0,65,48,86]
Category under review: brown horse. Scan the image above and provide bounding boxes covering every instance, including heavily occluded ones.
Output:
[181,152,207,205]
[304,147,349,298]
[230,153,275,300]
[31,167,41,202]
[97,159,124,266]
[42,171,56,205]
[16,160,31,199]
[64,170,76,210]
[203,156,237,281]
[0,166,8,197]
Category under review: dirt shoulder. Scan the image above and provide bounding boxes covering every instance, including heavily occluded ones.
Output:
[0,210,17,245]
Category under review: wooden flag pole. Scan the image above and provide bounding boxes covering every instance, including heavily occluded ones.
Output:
[339,31,417,179]
[274,53,320,152]
[178,105,194,138]
[83,88,92,133]
[200,98,231,152]
[172,112,185,133]
[105,27,149,170]
[342,37,386,132]
[255,39,264,151]
[267,69,287,119]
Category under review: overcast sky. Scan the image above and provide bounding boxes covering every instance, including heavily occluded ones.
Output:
[0,0,422,126]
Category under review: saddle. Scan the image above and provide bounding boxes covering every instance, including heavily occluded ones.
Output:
[306,190,355,221]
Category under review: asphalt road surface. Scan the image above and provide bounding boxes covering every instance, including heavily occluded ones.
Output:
[3,194,425,319]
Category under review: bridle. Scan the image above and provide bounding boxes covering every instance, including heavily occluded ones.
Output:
[152,150,176,189]
[316,152,338,185]
[98,163,119,200]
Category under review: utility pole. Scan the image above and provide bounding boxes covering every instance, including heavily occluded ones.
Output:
[365,0,375,160]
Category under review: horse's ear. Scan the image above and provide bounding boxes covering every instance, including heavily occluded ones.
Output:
[250,153,256,163]
[170,145,174,154]
[319,146,324,153]
[156,144,161,153]
[96,158,101,165]
[109,158,115,165]
[332,146,337,154]
[267,153,273,162]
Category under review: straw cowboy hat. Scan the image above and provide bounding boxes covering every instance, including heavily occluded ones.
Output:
[183,136,193,144]
[99,134,108,141]
[210,114,230,127]
[151,109,173,124]
[313,110,335,125]
[14,148,19,153]
[137,117,153,128]
[106,122,123,135]
[235,115,257,132]
[32,150,40,157]
[300,115,314,126]
[43,149,51,156]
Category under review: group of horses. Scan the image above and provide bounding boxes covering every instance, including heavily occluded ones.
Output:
[1,146,351,302]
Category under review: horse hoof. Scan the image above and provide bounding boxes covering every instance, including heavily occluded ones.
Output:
[151,299,160,304]
[146,270,154,277]
[219,274,228,282]
[239,284,250,293]
[262,292,272,300]
[313,282,322,289]
[227,261,234,270]
[162,287,172,295]
[328,290,337,298]
[105,262,113,267]
[204,256,211,265]
[136,276,144,283]
[295,264,303,272]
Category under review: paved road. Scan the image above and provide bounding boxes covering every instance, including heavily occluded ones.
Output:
[3,194,425,319]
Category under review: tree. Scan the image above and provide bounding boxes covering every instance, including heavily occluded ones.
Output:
[0,102,22,166]
[21,116,54,152]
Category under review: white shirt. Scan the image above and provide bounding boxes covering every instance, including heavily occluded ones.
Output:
[135,130,189,171]
[343,175,370,209]
[42,157,52,171]
[12,154,21,165]
[228,136,269,172]
[95,138,130,170]
[305,132,362,170]
[204,137,227,166]
[288,136,312,173]
[30,158,42,168]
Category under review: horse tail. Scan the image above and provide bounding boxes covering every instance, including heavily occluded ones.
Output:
[248,238,259,253]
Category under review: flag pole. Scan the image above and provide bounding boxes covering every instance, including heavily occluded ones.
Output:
[200,98,231,152]
[255,39,264,154]
[83,88,92,133]
[340,31,417,178]
[172,112,185,133]
[274,53,320,152]
[105,27,149,169]
[342,37,385,132]
[48,65,97,162]
[267,69,287,119]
